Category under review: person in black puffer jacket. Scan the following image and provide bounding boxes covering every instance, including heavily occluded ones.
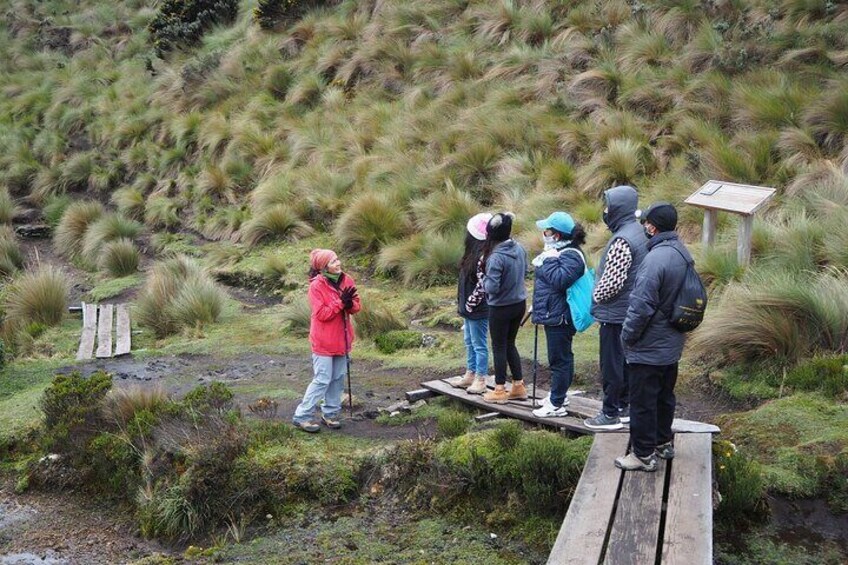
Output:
[452,212,492,395]
[529,211,587,418]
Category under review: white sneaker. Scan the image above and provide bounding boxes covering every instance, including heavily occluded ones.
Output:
[539,393,569,407]
[532,400,567,418]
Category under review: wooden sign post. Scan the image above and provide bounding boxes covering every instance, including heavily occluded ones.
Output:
[684,180,776,265]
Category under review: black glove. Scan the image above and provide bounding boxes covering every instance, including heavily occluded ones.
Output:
[340,287,358,310]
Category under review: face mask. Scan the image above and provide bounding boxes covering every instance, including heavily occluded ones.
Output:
[602,208,610,226]
[644,227,654,240]
[542,235,557,249]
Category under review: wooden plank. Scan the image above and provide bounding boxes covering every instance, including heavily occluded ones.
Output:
[76,302,98,361]
[421,379,596,434]
[547,434,629,565]
[604,459,668,565]
[685,181,775,215]
[114,304,131,356]
[662,434,713,565]
[474,412,503,422]
[95,304,114,358]
[405,389,438,403]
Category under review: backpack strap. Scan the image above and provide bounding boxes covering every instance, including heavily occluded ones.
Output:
[561,247,587,275]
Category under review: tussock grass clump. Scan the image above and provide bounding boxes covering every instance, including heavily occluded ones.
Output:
[145,196,180,229]
[4,265,68,330]
[104,386,169,427]
[99,238,140,277]
[54,200,105,261]
[282,297,312,336]
[0,226,24,277]
[242,205,314,246]
[378,232,463,287]
[112,187,146,221]
[0,186,20,225]
[692,268,848,364]
[81,214,143,267]
[334,193,409,253]
[135,256,226,338]
[354,299,405,338]
[43,195,72,229]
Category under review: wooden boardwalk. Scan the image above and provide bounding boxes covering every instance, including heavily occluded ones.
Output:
[420,378,717,564]
[76,302,132,360]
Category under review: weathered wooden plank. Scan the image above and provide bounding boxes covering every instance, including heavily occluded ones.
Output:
[604,459,668,565]
[76,302,98,361]
[114,304,131,356]
[662,434,713,565]
[702,208,718,248]
[405,389,437,403]
[474,412,503,422]
[547,434,628,565]
[738,214,754,265]
[421,379,595,434]
[95,304,114,358]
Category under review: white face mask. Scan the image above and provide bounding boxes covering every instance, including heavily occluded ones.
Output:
[542,235,557,249]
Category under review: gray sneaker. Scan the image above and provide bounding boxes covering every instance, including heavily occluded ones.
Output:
[656,441,675,460]
[584,412,623,430]
[618,406,630,424]
[615,452,658,472]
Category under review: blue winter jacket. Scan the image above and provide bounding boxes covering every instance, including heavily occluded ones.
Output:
[531,247,585,327]
[621,231,693,366]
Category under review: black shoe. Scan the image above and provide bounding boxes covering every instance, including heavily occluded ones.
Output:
[656,441,675,460]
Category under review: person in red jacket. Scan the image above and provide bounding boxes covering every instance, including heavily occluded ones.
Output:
[292,249,361,432]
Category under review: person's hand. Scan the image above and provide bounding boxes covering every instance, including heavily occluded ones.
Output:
[340,287,358,310]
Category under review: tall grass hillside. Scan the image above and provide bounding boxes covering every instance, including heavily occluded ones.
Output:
[2,0,848,371]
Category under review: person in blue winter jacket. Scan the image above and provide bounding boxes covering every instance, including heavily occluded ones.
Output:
[529,212,589,418]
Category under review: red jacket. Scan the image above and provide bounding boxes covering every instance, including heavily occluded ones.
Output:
[309,273,361,356]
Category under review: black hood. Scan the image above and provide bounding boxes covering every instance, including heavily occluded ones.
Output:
[603,185,639,232]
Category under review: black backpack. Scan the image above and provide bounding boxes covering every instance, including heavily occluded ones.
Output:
[667,247,707,332]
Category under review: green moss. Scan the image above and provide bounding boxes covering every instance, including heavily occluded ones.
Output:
[719,394,848,507]
[87,273,144,302]
[373,330,421,354]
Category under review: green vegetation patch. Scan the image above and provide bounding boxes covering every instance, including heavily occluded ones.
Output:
[373,329,421,354]
[719,394,848,511]
[87,273,144,302]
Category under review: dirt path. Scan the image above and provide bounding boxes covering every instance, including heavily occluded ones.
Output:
[0,483,168,564]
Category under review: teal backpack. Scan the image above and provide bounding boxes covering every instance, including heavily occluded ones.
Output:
[562,248,595,332]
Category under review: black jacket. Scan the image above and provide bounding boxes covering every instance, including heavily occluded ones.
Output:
[622,231,692,365]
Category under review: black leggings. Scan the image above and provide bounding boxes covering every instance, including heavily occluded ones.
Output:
[488,300,525,385]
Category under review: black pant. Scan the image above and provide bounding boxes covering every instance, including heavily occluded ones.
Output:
[599,323,629,417]
[628,362,677,458]
[488,301,525,385]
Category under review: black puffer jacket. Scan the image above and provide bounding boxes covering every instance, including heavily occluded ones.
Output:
[621,231,692,366]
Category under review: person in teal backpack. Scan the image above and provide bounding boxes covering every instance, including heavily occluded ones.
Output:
[529,211,588,418]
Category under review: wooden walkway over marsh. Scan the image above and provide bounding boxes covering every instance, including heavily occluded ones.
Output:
[419,378,718,564]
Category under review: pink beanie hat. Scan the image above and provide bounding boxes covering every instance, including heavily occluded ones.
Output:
[466,213,493,241]
[310,249,338,271]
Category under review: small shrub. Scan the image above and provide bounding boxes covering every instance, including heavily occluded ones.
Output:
[354,299,405,338]
[254,0,330,30]
[491,420,523,453]
[149,0,240,56]
[183,382,234,414]
[99,238,140,277]
[54,200,105,261]
[40,371,112,454]
[374,330,421,354]
[104,386,169,427]
[4,265,68,329]
[0,186,20,224]
[713,440,766,523]
[437,410,471,439]
[242,205,314,246]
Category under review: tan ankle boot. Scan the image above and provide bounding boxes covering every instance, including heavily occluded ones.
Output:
[508,380,527,400]
[483,385,509,404]
[451,371,475,388]
[466,376,487,395]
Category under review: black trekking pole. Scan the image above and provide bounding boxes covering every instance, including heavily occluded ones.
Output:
[532,323,539,408]
[341,311,353,417]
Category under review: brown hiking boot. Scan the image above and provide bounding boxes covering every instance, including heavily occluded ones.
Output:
[508,380,527,400]
[451,372,475,388]
[483,385,509,404]
[466,376,488,395]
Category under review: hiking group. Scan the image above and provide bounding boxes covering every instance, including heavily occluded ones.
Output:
[290,184,704,473]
